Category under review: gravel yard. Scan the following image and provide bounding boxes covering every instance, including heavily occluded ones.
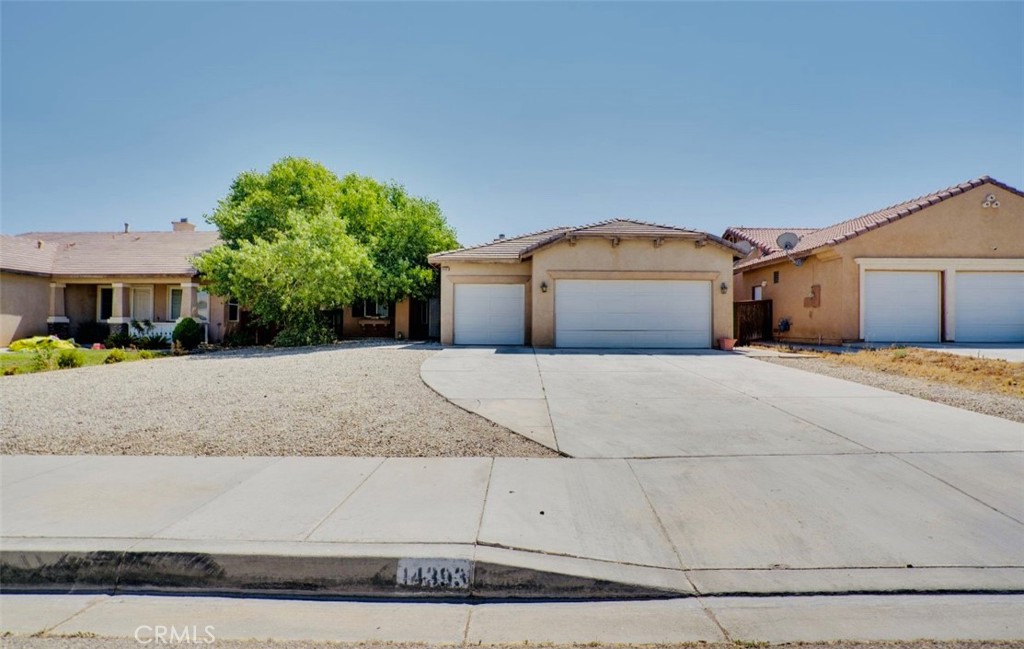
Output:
[0,342,556,457]
[761,356,1024,423]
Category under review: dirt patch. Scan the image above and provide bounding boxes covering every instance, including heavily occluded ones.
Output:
[830,348,1024,399]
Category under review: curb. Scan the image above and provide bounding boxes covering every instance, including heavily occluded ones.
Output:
[0,546,686,601]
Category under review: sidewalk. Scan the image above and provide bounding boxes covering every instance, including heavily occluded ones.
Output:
[3,455,1022,599]
[3,593,1023,643]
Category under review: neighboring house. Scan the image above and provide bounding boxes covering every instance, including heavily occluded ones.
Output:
[0,219,434,346]
[0,220,231,346]
[724,176,1024,344]
[428,219,744,348]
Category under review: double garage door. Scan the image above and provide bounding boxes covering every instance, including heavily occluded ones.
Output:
[863,271,1024,343]
[453,279,712,348]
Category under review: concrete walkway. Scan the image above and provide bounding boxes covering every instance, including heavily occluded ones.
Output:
[420,347,1024,457]
[3,453,1022,597]
[3,593,1022,643]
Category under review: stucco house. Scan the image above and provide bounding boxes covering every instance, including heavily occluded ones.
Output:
[1,219,435,347]
[0,220,233,346]
[428,219,743,348]
[724,176,1024,344]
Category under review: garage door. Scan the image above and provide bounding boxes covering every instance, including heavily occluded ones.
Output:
[863,271,940,342]
[555,279,711,348]
[454,284,524,345]
[955,272,1024,342]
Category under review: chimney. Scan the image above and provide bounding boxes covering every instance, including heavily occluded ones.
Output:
[123,223,130,234]
[172,218,196,232]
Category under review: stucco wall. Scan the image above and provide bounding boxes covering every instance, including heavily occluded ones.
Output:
[736,182,1024,342]
[530,238,736,346]
[0,272,50,346]
[438,237,736,347]
[438,260,533,344]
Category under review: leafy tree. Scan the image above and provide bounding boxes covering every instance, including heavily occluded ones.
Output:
[195,157,457,346]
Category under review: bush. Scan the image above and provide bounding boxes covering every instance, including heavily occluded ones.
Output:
[75,321,111,345]
[104,327,134,349]
[56,349,84,369]
[172,317,203,351]
[272,319,334,347]
[131,320,170,350]
[104,348,128,364]
[138,350,155,360]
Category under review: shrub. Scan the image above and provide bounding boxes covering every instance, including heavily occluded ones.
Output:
[104,348,128,364]
[104,327,134,349]
[138,350,155,360]
[57,349,84,369]
[75,321,111,345]
[3,367,18,376]
[172,317,202,351]
[32,347,57,371]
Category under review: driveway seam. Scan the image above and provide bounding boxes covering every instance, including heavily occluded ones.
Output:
[891,454,1024,526]
[143,457,284,543]
[648,353,881,454]
[532,349,562,454]
[624,459,691,576]
[473,458,496,545]
[301,458,388,542]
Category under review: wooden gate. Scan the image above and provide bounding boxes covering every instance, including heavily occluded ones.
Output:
[734,300,773,345]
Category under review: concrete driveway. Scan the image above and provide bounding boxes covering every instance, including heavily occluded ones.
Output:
[420,348,1024,458]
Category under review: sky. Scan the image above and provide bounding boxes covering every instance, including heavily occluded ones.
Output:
[2,1,1022,248]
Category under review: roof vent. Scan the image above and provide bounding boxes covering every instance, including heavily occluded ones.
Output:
[36,240,44,249]
[497,233,506,240]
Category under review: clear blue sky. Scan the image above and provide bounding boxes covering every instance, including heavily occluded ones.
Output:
[3,2,1021,247]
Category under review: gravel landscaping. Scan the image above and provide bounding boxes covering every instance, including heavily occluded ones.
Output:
[761,356,1024,423]
[0,341,557,457]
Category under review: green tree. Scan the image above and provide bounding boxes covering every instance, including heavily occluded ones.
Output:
[195,157,458,346]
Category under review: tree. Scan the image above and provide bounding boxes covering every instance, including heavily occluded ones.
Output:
[194,157,458,346]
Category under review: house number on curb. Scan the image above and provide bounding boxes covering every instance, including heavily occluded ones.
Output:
[396,558,472,589]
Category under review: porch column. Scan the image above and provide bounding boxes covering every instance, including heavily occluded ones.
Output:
[47,283,70,338]
[180,282,199,320]
[46,283,68,323]
[109,283,131,325]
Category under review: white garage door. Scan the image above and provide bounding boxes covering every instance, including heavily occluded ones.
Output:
[863,271,940,342]
[955,272,1024,342]
[454,284,524,345]
[555,279,711,348]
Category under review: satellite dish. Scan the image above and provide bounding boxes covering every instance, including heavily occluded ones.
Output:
[735,240,753,255]
[776,232,800,251]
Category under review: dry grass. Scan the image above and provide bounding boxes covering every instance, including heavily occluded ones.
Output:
[831,347,1024,398]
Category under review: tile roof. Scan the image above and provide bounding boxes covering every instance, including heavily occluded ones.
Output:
[723,227,818,255]
[1,231,221,277]
[732,176,1023,271]
[429,218,744,262]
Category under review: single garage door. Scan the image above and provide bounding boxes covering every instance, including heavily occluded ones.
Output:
[863,271,940,342]
[555,279,711,348]
[454,284,525,345]
[955,272,1024,342]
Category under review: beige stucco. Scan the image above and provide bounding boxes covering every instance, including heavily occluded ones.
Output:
[438,237,736,347]
[733,183,1024,343]
[0,272,50,346]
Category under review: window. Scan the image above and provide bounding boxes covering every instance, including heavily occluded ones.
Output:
[98,287,113,321]
[169,288,183,320]
[352,299,388,318]
[773,271,780,284]
[752,286,763,300]
[227,300,240,323]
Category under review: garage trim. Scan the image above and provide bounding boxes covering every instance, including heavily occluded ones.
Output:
[546,270,721,281]
[856,258,1024,341]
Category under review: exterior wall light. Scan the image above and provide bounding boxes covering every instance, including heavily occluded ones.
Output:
[540,281,549,293]
[720,282,729,294]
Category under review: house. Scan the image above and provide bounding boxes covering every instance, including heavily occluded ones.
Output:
[1,219,434,347]
[724,176,1024,344]
[428,219,744,348]
[0,220,231,346]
